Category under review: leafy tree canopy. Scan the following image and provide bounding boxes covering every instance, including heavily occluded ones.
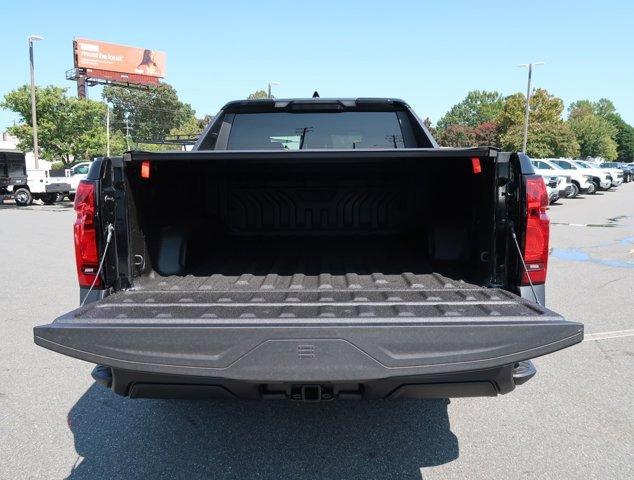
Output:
[569,98,633,161]
[247,90,271,100]
[437,124,476,147]
[437,90,504,129]
[607,114,634,162]
[474,122,500,147]
[498,89,579,158]
[103,83,195,143]
[1,85,124,164]
[568,106,618,160]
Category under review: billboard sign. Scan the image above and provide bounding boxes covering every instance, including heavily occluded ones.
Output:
[74,38,166,79]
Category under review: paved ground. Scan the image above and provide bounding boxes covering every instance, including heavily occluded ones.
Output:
[0,186,632,480]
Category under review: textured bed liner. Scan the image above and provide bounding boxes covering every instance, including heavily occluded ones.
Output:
[75,270,548,322]
[141,236,483,291]
[73,236,550,321]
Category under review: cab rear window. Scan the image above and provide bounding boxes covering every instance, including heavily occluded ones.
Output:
[226,111,416,150]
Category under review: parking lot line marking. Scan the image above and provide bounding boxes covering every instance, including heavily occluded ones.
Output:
[583,328,634,342]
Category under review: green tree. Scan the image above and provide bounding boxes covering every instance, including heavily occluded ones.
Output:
[568,105,618,160]
[474,122,500,147]
[608,115,634,162]
[169,116,203,138]
[437,90,504,129]
[437,124,476,147]
[197,114,214,131]
[569,99,633,161]
[247,90,270,100]
[2,85,118,164]
[422,117,437,140]
[103,83,195,143]
[498,89,579,158]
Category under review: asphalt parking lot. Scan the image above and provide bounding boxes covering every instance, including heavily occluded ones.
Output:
[1,187,633,480]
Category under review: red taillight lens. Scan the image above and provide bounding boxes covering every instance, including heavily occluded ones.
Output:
[141,160,151,179]
[74,180,101,288]
[522,175,550,285]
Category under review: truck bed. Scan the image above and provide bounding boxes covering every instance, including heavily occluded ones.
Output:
[80,277,541,322]
[135,235,481,291]
[95,235,529,321]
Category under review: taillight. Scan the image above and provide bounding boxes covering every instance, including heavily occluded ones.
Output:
[521,175,550,285]
[74,181,101,288]
[141,160,151,179]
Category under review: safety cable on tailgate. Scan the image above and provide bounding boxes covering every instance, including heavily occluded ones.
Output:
[80,223,115,307]
[509,224,542,307]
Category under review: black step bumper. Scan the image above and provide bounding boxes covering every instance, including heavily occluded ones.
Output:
[88,360,538,400]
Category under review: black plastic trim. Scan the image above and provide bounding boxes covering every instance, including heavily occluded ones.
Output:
[126,147,500,163]
[98,363,528,399]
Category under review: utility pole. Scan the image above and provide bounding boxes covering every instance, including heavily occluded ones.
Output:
[106,105,111,157]
[518,62,544,153]
[28,35,44,169]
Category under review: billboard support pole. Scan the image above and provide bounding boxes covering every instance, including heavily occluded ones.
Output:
[77,73,87,99]
[106,106,111,157]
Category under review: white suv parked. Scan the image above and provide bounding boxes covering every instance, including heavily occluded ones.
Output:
[550,159,611,192]
[532,159,593,196]
[576,160,623,188]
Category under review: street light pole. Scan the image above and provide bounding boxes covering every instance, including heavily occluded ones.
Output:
[518,62,544,153]
[28,35,44,169]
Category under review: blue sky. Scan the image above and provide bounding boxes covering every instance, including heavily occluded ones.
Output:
[1,0,632,131]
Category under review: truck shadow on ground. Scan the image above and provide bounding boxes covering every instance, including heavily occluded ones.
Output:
[66,383,459,480]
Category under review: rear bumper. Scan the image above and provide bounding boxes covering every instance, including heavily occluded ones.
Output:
[44,182,71,193]
[89,360,538,400]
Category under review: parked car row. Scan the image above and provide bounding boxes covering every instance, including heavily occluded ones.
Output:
[600,162,634,182]
[531,158,630,204]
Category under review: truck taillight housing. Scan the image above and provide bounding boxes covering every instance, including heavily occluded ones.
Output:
[74,180,101,288]
[522,175,550,285]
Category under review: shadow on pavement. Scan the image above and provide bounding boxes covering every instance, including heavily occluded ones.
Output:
[66,383,459,479]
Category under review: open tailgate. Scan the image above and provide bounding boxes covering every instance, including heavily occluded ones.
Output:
[34,274,582,383]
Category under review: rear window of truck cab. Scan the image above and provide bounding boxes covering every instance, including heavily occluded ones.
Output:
[226,111,417,150]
